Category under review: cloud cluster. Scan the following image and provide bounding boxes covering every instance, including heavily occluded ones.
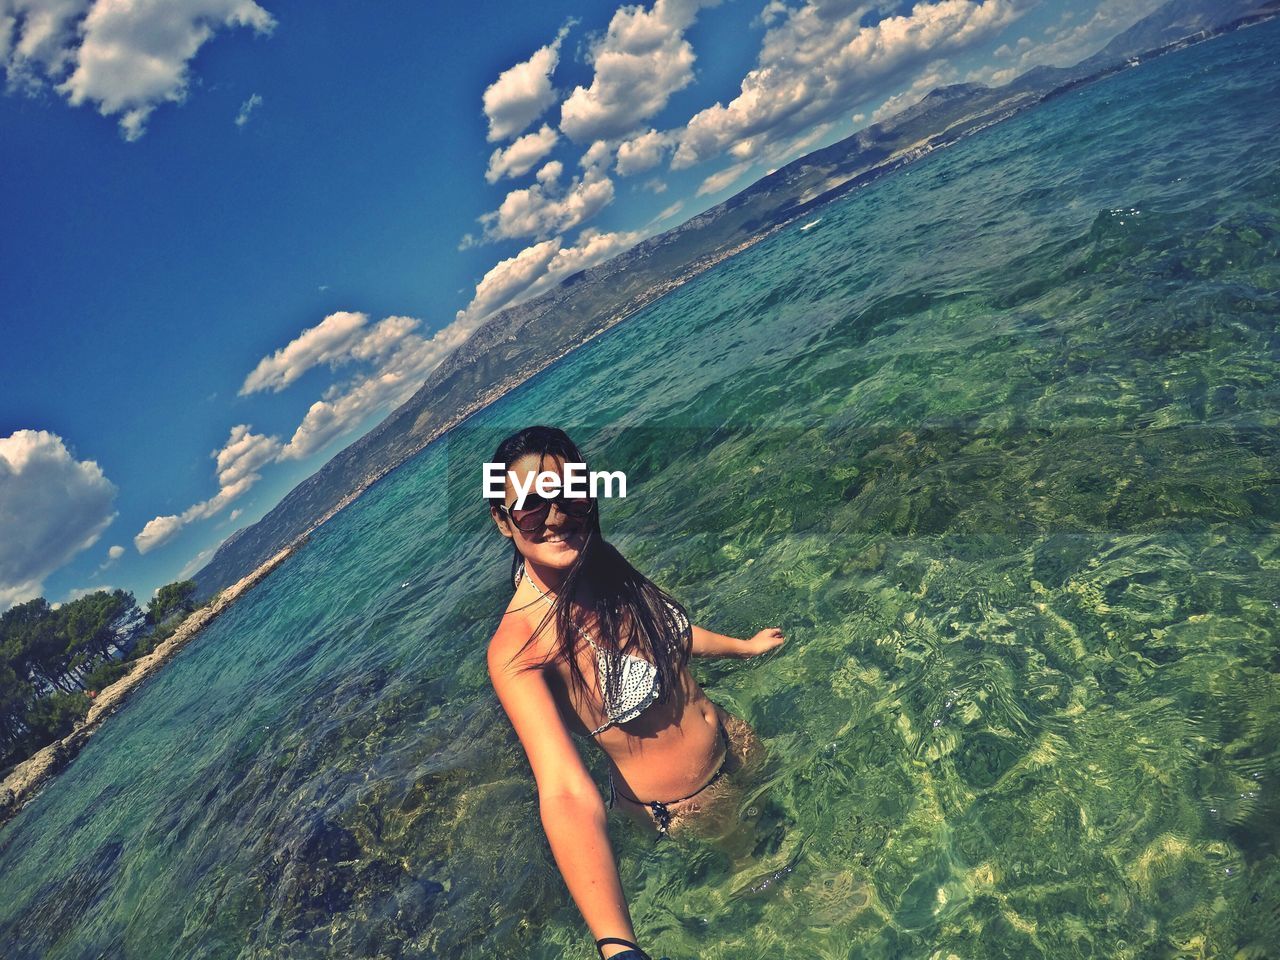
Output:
[252,310,488,462]
[560,0,718,143]
[137,310,471,554]
[463,0,1038,333]
[968,0,1164,86]
[241,310,372,395]
[1,0,276,139]
[464,2,726,324]
[614,128,672,176]
[459,228,643,323]
[214,423,282,490]
[672,0,1029,169]
[0,430,117,609]
[696,159,752,196]
[0,0,86,86]
[873,59,960,121]
[486,124,558,183]
[282,334,441,461]
[134,423,279,554]
[480,161,615,241]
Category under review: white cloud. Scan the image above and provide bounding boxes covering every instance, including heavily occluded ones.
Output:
[559,0,719,143]
[482,23,570,142]
[64,584,112,603]
[872,59,960,121]
[697,160,752,196]
[213,423,281,490]
[480,161,615,241]
[970,63,1018,85]
[234,91,261,127]
[96,542,125,573]
[741,120,837,174]
[652,199,684,223]
[2,0,277,140]
[0,0,92,90]
[177,543,217,580]
[536,160,563,184]
[228,507,243,522]
[185,475,256,524]
[672,0,1029,169]
[459,228,643,324]
[350,314,419,361]
[134,514,184,555]
[972,0,1164,82]
[278,315,476,461]
[615,128,672,176]
[552,228,640,274]
[281,369,416,461]
[0,429,117,610]
[462,238,561,322]
[217,308,478,482]
[579,138,614,173]
[135,424,279,554]
[240,310,371,395]
[485,123,558,183]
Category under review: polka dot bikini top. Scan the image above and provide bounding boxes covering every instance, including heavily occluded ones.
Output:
[517,562,690,736]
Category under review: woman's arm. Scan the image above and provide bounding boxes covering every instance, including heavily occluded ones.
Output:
[487,622,640,958]
[690,624,786,658]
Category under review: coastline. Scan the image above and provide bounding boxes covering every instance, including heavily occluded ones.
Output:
[0,540,303,830]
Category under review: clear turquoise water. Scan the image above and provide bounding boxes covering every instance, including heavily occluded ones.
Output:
[3,22,1279,959]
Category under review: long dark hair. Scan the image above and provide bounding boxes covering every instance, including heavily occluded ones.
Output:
[486,425,691,716]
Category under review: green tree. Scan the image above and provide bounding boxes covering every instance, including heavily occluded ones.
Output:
[60,589,140,677]
[1,599,74,694]
[146,580,198,627]
[24,690,90,744]
[82,660,130,691]
[0,659,34,758]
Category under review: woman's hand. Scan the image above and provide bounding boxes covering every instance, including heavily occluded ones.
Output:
[743,627,786,657]
[690,624,787,658]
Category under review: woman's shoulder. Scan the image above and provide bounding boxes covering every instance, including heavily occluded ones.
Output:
[488,597,555,674]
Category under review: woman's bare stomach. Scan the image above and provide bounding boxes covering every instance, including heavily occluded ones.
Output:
[596,685,727,803]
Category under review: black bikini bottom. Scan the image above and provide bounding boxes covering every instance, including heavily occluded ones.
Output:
[607,716,731,837]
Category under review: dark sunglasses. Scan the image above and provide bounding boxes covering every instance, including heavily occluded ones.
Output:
[496,493,595,532]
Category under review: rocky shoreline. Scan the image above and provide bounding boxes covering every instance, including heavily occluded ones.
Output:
[0,540,303,829]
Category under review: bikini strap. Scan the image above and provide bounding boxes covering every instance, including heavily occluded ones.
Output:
[520,562,602,651]
[596,937,649,959]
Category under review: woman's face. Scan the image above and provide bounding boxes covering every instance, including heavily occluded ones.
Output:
[490,452,591,570]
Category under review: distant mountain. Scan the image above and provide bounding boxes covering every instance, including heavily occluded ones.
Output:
[192,0,1277,599]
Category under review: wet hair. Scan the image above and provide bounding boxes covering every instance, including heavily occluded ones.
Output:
[485,425,690,717]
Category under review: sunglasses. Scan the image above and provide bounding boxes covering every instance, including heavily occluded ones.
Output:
[496,493,595,532]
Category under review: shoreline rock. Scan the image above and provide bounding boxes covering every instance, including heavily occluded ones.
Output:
[0,540,303,830]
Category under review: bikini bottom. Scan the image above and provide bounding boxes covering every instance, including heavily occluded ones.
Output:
[606,715,732,838]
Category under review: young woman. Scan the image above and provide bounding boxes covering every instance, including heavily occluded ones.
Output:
[485,426,785,960]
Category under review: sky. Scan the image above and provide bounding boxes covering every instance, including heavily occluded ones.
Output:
[0,0,1171,610]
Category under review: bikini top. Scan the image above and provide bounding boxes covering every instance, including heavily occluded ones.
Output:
[516,563,690,737]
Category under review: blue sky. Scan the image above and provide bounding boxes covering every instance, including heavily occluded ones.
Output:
[0,0,1167,609]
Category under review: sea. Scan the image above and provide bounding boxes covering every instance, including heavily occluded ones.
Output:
[2,19,1277,960]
